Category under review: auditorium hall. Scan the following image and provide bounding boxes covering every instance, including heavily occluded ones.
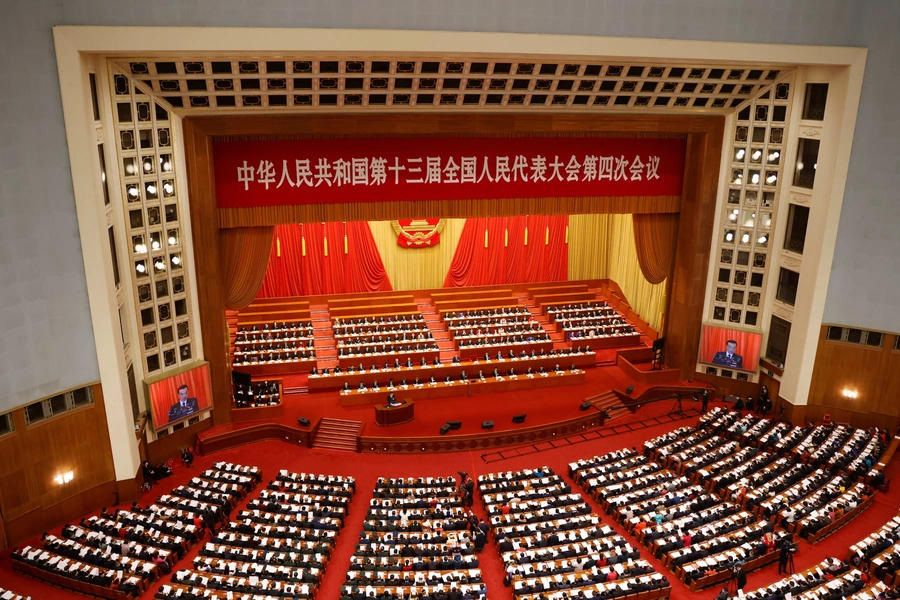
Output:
[1,3,899,600]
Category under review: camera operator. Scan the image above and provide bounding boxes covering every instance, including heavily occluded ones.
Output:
[732,561,747,591]
[778,533,798,575]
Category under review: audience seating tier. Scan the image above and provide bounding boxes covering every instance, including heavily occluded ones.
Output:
[11,462,260,600]
[231,359,316,377]
[337,349,440,369]
[434,297,521,312]
[329,304,421,318]
[479,464,670,600]
[0,587,31,600]
[340,369,586,407]
[430,288,514,302]
[345,475,490,600]
[327,293,415,309]
[150,469,354,600]
[527,283,590,298]
[458,341,554,360]
[532,291,598,309]
[311,352,595,391]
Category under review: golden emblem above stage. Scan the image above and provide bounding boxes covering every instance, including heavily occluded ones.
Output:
[392,219,445,248]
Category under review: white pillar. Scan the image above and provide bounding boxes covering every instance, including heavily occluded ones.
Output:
[54,33,141,481]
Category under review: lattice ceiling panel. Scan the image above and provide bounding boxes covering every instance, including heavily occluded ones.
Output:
[111,56,790,114]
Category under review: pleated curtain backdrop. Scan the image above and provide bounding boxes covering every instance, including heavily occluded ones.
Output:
[220,226,275,310]
[443,216,568,287]
[566,213,668,331]
[256,222,393,298]
[631,213,680,285]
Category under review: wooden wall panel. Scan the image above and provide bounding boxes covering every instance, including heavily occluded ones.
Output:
[146,418,212,465]
[0,383,116,548]
[183,120,233,428]
[692,372,760,400]
[664,124,725,379]
[805,327,900,430]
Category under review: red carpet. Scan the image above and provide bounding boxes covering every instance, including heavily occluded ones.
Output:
[3,400,898,600]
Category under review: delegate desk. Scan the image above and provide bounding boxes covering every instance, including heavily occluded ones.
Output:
[567,333,642,348]
[231,357,316,376]
[337,349,440,368]
[310,352,596,392]
[457,340,554,360]
[341,369,586,406]
[533,291,597,309]
[374,400,415,426]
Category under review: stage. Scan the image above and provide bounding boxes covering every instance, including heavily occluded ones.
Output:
[194,278,697,454]
[198,359,707,454]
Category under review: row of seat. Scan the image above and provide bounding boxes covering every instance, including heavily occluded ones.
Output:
[234,379,281,408]
[155,469,354,600]
[693,410,884,544]
[478,465,670,599]
[12,462,258,599]
[343,475,489,600]
[570,442,782,592]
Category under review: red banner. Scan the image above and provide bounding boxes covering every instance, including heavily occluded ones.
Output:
[213,137,685,208]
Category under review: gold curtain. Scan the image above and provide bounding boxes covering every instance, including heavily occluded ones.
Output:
[220,226,275,310]
[632,213,679,284]
[567,213,667,331]
[368,219,465,290]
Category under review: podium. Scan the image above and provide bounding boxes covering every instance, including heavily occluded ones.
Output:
[375,400,414,426]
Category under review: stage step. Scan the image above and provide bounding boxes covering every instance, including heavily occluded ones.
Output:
[589,391,631,423]
[310,309,337,371]
[312,418,361,451]
[419,299,459,361]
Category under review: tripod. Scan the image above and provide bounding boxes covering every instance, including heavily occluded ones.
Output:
[668,395,686,418]
[779,553,796,575]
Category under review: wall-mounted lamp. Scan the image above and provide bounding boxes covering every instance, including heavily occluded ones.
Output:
[54,471,74,485]
[842,389,859,399]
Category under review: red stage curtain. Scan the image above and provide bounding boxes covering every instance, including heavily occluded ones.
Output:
[221,226,275,310]
[346,221,393,293]
[632,213,679,284]
[444,215,569,287]
[505,216,527,283]
[546,215,569,282]
[443,217,485,288]
[257,222,392,298]
[257,224,306,298]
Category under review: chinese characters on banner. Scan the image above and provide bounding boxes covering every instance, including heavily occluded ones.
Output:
[212,137,686,208]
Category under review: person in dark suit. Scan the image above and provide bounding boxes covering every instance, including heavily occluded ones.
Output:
[712,339,744,369]
[167,384,199,423]
[386,392,400,407]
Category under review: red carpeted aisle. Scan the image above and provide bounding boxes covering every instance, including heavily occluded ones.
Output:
[2,400,898,600]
